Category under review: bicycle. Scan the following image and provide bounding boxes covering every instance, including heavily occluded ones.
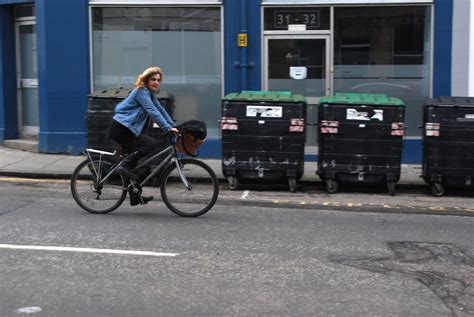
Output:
[70,134,219,217]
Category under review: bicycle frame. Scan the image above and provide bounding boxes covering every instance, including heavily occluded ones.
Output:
[134,145,174,187]
[136,145,191,189]
[85,144,190,190]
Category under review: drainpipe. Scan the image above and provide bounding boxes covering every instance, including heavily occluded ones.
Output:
[232,0,254,91]
[240,0,248,90]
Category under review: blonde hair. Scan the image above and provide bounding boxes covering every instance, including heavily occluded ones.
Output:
[134,66,163,89]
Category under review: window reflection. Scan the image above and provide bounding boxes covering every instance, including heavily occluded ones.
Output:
[334,6,431,137]
[92,7,222,136]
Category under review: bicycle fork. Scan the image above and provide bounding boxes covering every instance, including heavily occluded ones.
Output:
[174,159,192,190]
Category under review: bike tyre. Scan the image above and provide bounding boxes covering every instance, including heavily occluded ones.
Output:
[160,158,219,217]
[71,158,127,214]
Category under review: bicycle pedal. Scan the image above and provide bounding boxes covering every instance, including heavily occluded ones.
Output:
[140,196,154,205]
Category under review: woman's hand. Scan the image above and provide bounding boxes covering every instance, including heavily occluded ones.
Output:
[169,127,180,136]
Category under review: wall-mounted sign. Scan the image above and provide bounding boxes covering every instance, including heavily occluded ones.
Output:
[264,7,330,30]
[238,33,247,47]
[275,10,320,28]
[290,67,307,80]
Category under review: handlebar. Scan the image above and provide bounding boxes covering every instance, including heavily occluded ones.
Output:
[167,130,181,138]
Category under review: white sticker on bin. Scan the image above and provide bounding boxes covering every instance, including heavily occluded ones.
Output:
[347,108,383,121]
[247,105,282,117]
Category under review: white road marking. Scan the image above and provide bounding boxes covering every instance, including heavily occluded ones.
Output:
[15,306,42,314]
[0,244,178,257]
[240,190,249,199]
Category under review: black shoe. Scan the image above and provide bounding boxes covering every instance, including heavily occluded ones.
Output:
[129,194,153,206]
[128,185,141,206]
[140,196,154,205]
[117,166,139,180]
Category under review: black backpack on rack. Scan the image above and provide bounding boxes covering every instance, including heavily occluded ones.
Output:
[176,120,207,157]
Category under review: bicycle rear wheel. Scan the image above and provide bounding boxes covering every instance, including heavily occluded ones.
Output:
[71,158,127,214]
[160,158,219,217]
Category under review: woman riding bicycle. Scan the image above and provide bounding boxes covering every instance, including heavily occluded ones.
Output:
[107,66,179,205]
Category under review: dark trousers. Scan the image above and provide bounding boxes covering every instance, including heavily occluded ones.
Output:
[107,119,157,167]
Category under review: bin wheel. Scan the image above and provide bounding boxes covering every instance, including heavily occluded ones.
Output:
[430,182,445,196]
[227,176,239,190]
[387,181,396,196]
[326,179,338,194]
[288,177,298,193]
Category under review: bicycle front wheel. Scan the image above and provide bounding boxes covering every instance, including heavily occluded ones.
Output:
[160,158,219,217]
[71,158,127,214]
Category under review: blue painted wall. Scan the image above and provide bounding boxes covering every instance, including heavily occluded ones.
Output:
[433,0,453,97]
[36,0,89,153]
[212,0,262,159]
[0,5,18,142]
[0,0,32,4]
[224,0,261,95]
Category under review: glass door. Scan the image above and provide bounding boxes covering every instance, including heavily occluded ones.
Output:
[264,35,330,145]
[16,20,39,137]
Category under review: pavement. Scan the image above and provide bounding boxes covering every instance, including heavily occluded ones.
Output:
[2,145,474,217]
[0,145,424,186]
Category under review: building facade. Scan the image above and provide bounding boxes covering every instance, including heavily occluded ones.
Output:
[0,0,472,163]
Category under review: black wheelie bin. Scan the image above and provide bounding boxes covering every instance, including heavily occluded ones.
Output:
[87,88,175,153]
[317,93,405,195]
[221,90,307,192]
[422,96,474,196]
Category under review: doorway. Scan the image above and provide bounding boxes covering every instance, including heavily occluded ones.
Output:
[15,18,38,139]
[264,35,331,145]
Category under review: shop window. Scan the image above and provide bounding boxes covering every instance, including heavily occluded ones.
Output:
[91,7,222,136]
[339,39,370,65]
[394,24,424,64]
[15,5,34,19]
[334,6,431,137]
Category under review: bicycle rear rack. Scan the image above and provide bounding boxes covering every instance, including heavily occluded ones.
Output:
[86,148,116,156]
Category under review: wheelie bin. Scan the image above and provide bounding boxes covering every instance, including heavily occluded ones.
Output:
[422,96,474,196]
[87,88,175,153]
[221,90,307,192]
[317,93,405,195]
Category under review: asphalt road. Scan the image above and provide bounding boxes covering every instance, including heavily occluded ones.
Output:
[0,178,473,316]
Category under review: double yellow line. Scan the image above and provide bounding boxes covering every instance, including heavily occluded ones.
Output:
[0,177,69,183]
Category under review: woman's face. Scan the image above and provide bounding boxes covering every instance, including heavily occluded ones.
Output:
[146,73,161,92]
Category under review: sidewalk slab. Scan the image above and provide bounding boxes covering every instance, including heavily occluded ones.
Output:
[0,146,426,187]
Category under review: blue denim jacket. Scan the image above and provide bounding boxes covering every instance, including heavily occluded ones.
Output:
[113,87,176,136]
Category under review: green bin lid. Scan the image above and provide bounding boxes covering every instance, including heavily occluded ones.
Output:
[319,93,405,107]
[224,90,306,103]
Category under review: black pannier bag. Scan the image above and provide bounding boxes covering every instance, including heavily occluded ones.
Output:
[176,120,207,157]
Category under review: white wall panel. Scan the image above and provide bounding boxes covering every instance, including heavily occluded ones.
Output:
[470,1,474,96]
[451,0,471,96]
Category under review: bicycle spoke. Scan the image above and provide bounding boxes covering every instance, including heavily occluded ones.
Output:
[160,159,219,217]
[71,159,127,213]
